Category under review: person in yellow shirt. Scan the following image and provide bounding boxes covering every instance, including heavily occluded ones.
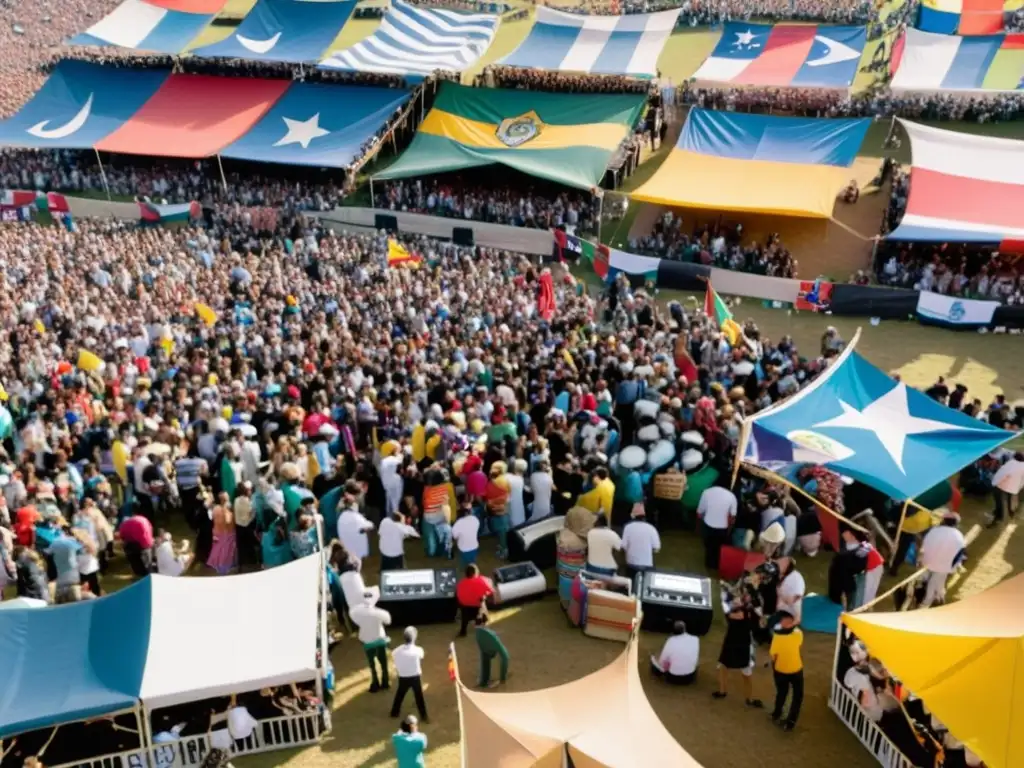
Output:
[577,468,615,517]
[769,610,804,732]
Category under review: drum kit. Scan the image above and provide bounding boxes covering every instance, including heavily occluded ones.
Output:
[609,398,711,479]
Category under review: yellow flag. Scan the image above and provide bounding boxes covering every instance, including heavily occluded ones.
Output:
[387,239,421,268]
[159,336,174,355]
[33,319,45,334]
[195,303,218,327]
[77,349,103,373]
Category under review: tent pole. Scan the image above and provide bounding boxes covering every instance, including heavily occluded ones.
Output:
[140,704,156,768]
[596,191,603,243]
[849,566,928,615]
[742,463,869,533]
[216,155,228,191]
[95,149,111,201]
[889,500,910,567]
[450,643,468,768]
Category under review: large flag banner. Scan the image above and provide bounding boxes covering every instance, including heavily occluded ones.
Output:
[0,61,168,150]
[916,291,1001,326]
[191,0,356,62]
[319,0,499,79]
[220,83,410,167]
[139,200,201,224]
[888,120,1024,242]
[631,108,870,218]
[740,336,1015,500]
[917,0,1020,36]
[703,281,743,346]
[70,0,223,53]
[95,74,290,157]
[692,22,866,88]
[498,6,679,78]
[375,82,645,190]
[891,27,1024,91]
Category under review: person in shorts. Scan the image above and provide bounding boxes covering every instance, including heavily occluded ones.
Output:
[713,598,763,708]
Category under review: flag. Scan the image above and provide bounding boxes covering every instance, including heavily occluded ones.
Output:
[632,108,870,218]
[740,335,1016,500]
[195,303,218,326]
[703,281,743,346]
[375,81,646,191]
[917,0,1011,36]
[387,239,421,268]
[159,336,175,355]
[77,349,104,373]
[538,270,555,321]
[33,319,45,334]
[891,28,1024,92]
[692,22,866,88]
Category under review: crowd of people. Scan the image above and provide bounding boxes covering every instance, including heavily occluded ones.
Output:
[553,0,878,26]
[373,178,602,235]
[627,214,799,278]
[479,66,653,95]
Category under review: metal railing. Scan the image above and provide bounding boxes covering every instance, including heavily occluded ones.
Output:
[829,678,914,768]
[49,712,325,768]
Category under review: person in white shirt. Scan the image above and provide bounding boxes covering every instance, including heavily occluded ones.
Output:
[390,627,428,721]
[775,557,806,625]
[621,505,661,581]
[697,486,737,570]
[528,460,554,520]
[451,505,481,567]
[505,460,527,528]
[349,590,393,693]
[919,511,967,607]
[378,511,420,571]
[154,531,193,577]
[990,452,1024,526]
[379,452,405,516]
[650,621,699,685]
[338,503,375,560]
[586,513,622,576]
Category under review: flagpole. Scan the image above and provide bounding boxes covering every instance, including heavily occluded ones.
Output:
[595,189,603,243]
[216,155,228,191]
[94,149,111,201]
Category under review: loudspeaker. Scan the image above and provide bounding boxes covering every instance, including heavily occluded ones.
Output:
[374,213,398,233]
[453,226,474,246]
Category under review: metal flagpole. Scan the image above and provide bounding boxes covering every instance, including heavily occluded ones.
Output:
[595,190,604,243]
[216,155,228,191]
[94,149,111,201]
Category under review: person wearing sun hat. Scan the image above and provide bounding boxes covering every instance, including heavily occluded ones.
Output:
[484,461,511,559]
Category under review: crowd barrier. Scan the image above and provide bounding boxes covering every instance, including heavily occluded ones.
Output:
[829,680,914,768]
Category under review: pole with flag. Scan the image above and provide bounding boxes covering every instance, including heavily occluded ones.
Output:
[702,278,743,347]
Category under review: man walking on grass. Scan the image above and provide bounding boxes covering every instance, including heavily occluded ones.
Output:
[475,613,510,688]
[769,610,804,732]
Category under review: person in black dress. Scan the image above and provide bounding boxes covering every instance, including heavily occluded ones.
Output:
[713,597,764,709]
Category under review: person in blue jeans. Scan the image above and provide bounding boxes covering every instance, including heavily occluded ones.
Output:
[451,505,480,568]
[392,715,427,767]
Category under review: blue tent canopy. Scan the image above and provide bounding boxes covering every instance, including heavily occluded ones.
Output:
[0,579,151,738]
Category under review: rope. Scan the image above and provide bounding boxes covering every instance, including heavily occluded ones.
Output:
[829,215,881,242]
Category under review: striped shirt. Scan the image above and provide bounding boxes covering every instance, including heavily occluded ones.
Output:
[174,457,207,490]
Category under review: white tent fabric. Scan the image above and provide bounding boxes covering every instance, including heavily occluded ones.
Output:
[139,554,322,708]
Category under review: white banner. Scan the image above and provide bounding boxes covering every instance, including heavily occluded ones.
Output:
[916,291,999,326]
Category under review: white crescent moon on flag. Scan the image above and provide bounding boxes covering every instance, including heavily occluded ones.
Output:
[26,93,94,139]
[806,35,861,67]
[236,32,282,54]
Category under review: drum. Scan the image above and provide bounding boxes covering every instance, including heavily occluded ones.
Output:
[681,430,705,449]
[647,439,676,471]
[634,399,660,420]
[681,448,704,471]
[658,419,676,438]
[637,424,661,444]
[619,445,647,471]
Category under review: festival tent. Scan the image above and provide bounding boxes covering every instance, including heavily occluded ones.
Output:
[843,573,1024,768]
[375,81,645,190]
[138,554,322,708]
[69,0,225,53]
[916,0,1020,36]
[220,83,411,168]
[691,22,866,88]
[888,119,1024,242]
[0,61,170,150]
[191,0,355,62]
[497,6,679,79]
[890,27,1024,92]
[318,0,499,79]
[739,331,1015,500]
[457,639,705,767]
[0,578,152,739]
[0,556,322,737]
[630,108,870,218]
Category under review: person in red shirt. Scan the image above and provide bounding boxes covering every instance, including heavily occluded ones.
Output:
[14,506,41,548]
[456,564,493,637]
[120,514,155,577]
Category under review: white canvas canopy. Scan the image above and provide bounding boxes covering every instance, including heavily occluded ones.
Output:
[139,554,322,709]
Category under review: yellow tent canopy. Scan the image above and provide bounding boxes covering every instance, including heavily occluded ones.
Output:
[843,574,1024,768]
[457,637,704,768]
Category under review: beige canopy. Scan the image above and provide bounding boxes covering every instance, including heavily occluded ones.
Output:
[456,637,705,768]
